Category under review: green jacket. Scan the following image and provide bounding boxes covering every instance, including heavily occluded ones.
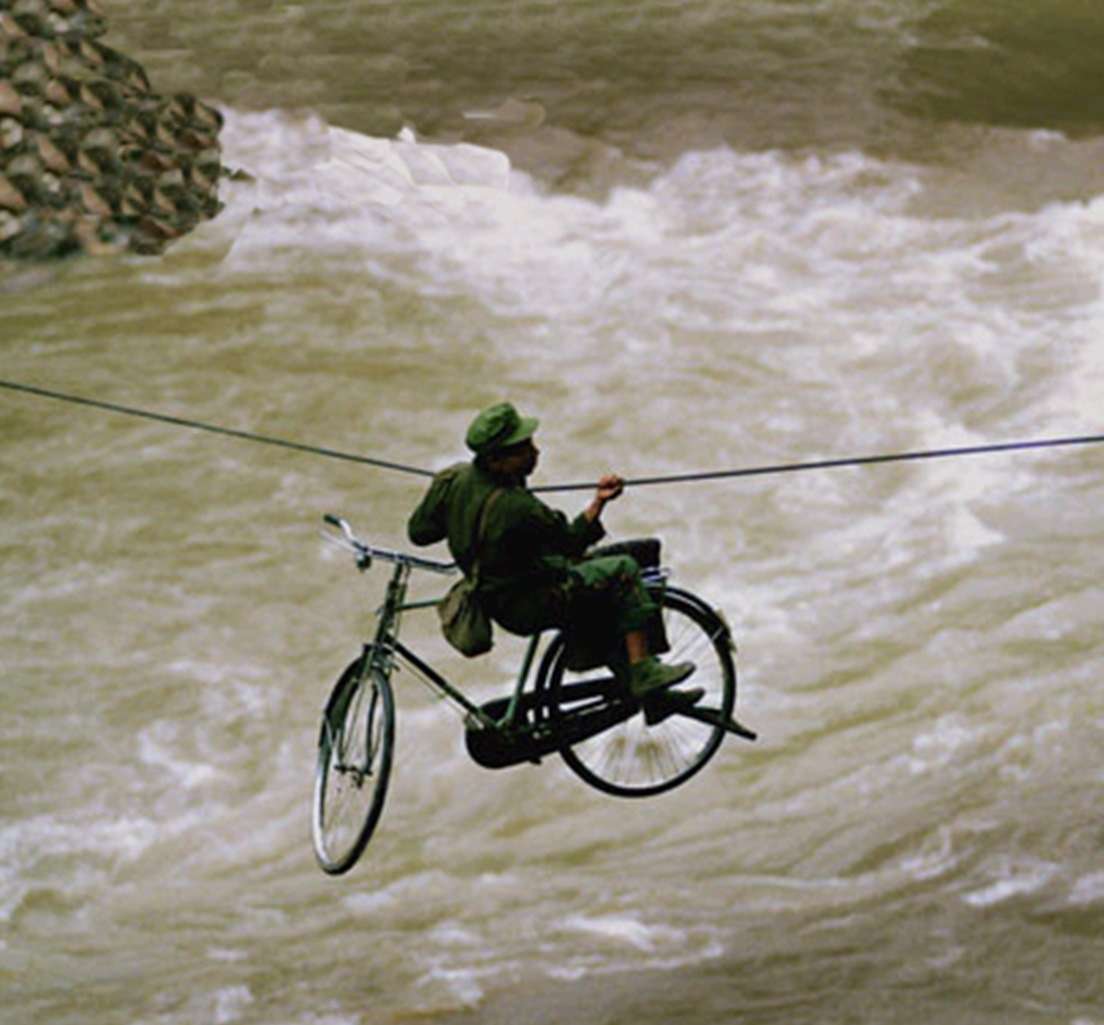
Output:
[407,461,605,633]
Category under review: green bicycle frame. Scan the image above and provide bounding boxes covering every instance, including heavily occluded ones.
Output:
[365,559,543,734]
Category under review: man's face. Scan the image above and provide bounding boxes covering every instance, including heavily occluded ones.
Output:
[492,437,539,478]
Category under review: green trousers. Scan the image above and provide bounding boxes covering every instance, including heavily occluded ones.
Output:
[488,553,657,642]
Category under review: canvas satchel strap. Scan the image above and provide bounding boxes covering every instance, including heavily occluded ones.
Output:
[468,487,504,585]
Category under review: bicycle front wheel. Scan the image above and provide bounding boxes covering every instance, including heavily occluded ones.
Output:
[312,656,395,875]
[548,587,736,798]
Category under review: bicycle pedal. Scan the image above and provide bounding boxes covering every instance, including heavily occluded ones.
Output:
[643,687,705,726]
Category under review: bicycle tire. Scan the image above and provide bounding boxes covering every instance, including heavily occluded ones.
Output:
[547,587,736,798]
[312,655,395,874]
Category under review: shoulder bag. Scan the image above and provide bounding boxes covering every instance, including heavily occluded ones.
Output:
[437,488,503,657]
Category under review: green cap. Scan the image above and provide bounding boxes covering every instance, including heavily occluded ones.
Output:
[465,402,539,456]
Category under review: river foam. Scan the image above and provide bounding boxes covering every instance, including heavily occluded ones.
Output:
[4,2,1104,1023]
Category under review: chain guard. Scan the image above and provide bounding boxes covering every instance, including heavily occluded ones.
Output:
[464,678,635,769]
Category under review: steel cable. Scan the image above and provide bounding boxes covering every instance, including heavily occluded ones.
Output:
[531,433,1104,492]
[3,377,1101,491]
[0,378,435,479]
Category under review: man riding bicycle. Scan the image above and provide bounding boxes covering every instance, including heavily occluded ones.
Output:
[407,401,702,723]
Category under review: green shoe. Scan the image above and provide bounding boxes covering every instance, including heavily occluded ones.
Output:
[627,657,696,699]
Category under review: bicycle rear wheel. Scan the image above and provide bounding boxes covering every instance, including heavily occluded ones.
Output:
[548,587,736,797]
[312,655,395,874]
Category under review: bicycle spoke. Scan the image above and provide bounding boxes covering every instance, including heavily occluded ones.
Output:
[551,589,736,797]
[313,660,395,874]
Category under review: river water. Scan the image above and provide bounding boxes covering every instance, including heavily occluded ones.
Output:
[3,0,1103,1022]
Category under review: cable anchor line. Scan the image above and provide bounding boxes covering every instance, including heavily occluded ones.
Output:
[2,377,1101,491]
[0,378,436,479]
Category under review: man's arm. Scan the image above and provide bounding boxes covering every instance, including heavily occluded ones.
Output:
[486,488,604,572]
[407,472,451,546]
[583,474,624,524]
[531,474,622,556]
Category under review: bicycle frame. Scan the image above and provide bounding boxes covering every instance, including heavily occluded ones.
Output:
[323,513,754,747]
[314,512,754,876]
[386,631,543,734]
[324,514,542,734]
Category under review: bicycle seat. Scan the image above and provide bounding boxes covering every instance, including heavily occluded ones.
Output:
[586,537,661,568]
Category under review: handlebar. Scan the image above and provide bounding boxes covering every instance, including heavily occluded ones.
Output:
[321,514,457,576]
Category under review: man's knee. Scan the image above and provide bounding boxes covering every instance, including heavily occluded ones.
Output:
[574,553,641,591]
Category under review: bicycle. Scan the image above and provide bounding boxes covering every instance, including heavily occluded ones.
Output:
[312,513,757,876]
